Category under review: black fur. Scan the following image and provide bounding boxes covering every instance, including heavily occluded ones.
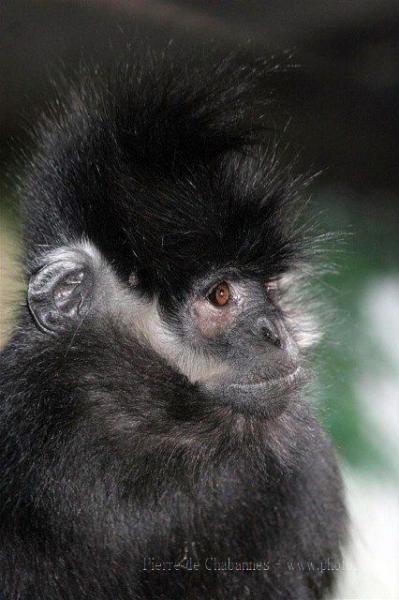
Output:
[0,49,346,599]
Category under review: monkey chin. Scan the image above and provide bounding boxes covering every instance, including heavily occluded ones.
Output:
[202,366,305,420]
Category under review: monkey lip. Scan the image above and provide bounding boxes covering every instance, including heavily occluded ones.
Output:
[202,366,304,418]
[229,366,303,392]
[217,367,304,419]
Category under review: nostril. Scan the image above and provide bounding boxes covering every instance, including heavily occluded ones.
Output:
[254,317,282,348]
[261,326,281,348]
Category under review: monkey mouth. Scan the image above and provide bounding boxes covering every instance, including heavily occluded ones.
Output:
[202,366,304,418]
[230,366,302,391]
[220,367,304,418]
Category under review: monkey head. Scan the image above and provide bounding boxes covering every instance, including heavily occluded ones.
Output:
[25,56,316,422]
[28,159,313,422]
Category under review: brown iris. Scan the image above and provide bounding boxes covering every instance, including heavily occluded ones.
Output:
[208,281,230,307]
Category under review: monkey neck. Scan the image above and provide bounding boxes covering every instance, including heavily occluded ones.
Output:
[81,393,315,498]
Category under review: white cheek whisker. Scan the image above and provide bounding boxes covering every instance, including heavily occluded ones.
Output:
[55,241,226,384]
[124,295,227,383]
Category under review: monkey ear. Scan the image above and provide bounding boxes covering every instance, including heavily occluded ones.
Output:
[28,257,94,334]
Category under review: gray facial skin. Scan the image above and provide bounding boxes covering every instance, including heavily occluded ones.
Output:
[172,274,302,418]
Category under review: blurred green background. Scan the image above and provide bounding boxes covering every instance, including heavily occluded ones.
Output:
[0,2,398,598]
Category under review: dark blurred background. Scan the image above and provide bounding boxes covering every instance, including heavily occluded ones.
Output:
[0,2,398,597]
[1,0,399,192]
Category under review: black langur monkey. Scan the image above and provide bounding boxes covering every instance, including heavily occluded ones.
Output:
[0,50,346,599]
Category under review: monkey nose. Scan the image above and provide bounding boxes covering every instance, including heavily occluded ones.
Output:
[255,317,281,348]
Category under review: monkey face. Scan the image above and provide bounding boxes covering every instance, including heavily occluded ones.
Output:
[126,262,307,419]
[157,270,304,418]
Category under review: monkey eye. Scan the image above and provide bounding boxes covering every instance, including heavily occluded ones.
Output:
[208,281,230,307]
[128,272,139,287]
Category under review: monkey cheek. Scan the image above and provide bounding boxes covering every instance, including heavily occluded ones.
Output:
[191,299,234,338]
